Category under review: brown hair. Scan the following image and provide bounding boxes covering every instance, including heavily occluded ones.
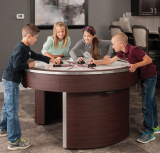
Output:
[52,21,69,49]
[112,32,128,44]
[83,26,100,60]
[22,23,40,37]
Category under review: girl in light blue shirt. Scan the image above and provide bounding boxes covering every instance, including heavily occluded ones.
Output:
[42,22,71,59]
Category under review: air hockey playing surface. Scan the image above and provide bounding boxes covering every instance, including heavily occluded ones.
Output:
[28,57,130,75]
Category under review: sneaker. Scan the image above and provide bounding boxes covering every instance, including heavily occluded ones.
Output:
[139,126,160,134]
[0,129,7,137]
[153,126,160,134]
[8,138,32,151]
[137,131,155,143]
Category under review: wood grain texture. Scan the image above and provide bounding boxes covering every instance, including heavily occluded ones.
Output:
[66,88,129,149]
[22,70,138,93]
[35,90,62,124]
[22,72,59,91]
[35,90,45,124]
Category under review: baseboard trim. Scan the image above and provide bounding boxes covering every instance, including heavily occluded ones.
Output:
[0,82,31,93]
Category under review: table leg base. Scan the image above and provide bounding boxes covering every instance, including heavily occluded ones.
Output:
[63,88,130,149]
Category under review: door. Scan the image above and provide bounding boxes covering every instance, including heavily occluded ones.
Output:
[154,0,160,15]
[140,0,154,15]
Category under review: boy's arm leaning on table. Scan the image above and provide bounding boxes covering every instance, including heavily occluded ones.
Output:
[89,56,119,65]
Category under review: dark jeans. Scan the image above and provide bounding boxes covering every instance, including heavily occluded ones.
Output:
[140,74,158,134]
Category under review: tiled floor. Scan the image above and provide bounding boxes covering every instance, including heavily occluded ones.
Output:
[0,86,160,153]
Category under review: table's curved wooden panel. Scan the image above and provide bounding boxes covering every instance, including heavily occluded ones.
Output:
[22,68,138,92]
[66,88,129,149]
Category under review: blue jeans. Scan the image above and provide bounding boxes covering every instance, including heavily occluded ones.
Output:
[0,79,21,142]
[140,74,158,134]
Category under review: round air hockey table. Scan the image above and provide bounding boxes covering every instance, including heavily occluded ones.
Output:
[22,57,138,149]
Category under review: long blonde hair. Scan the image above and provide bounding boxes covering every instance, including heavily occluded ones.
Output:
[52,21,69,49]
[83,26,100,60]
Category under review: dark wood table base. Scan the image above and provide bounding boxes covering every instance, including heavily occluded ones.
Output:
[22,67,138,149]
[35,88,129,149]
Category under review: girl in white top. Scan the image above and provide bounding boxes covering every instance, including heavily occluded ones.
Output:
[42,22,71,59]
